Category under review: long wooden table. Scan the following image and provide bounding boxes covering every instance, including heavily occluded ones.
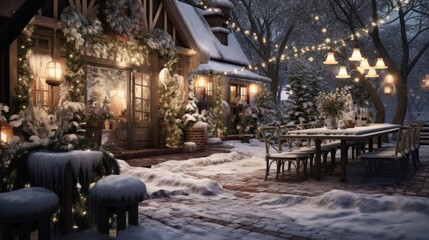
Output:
[282,124,401,182]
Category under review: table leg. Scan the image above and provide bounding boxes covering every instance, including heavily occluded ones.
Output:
[341,140,347,182]
[368,137,373,152]
[315,139,321,181]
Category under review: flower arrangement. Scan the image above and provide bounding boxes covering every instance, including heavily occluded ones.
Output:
[316,87,351,118]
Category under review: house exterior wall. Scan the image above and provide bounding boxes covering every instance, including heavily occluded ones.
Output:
[0,0,200,148]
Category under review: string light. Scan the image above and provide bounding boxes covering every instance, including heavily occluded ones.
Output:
[214,0,404,75]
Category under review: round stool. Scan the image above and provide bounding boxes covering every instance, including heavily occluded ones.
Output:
[90,175,146,235]
[0,187,59,240]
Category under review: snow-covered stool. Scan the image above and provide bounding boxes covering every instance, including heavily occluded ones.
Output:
[184,141,197,153]
[90,175,146,236]
[0,187,59,240]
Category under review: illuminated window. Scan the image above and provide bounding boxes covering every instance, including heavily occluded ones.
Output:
[230,83,248,105]
[194,76,213,102]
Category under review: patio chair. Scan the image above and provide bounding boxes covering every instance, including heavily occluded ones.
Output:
[359,127,410,182]
[280,125,340,176]
[258,126,310,181]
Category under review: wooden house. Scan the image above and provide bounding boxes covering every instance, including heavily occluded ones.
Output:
[0,0,270,149]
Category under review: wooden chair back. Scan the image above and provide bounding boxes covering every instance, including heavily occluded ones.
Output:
[258,126,282,154]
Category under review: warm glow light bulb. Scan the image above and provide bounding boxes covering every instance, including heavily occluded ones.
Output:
[336,66,351,79]
[349,48,363,61]
[323,52,338,65]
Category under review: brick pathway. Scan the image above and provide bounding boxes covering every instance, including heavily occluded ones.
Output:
[128,145,429,239]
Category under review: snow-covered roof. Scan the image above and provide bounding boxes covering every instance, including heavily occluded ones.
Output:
[207,0,234,8]
[197,60,271,82]
[176,1,249,66]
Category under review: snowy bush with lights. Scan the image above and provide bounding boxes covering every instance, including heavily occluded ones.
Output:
[182,77,207,129]
[159,68,185,148]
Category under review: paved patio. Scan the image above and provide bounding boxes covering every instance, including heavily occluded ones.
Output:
[127,144,429,239]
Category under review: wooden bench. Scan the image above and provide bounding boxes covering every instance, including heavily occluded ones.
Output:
[90,175,146,236]
[0,187,59,240]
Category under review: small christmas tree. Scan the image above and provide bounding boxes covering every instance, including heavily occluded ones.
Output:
[182,77,206,128]
[284,60,323,124]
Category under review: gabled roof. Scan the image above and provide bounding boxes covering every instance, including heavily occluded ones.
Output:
[176,1,249,66]
[174,1,270,82]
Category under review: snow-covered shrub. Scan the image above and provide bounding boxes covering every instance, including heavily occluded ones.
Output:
[284,60,323,124]
[182,77,206,129]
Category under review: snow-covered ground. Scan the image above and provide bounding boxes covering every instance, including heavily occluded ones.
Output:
[51,140,429,239]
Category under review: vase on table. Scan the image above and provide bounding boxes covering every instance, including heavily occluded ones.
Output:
[325,115,338,129]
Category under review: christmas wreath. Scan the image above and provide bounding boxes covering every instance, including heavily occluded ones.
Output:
[104,0,143,36]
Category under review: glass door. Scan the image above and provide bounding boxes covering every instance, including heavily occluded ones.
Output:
[129,70,152,148]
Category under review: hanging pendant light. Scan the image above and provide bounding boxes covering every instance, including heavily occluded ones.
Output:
[374,57,387,69]
[323,52,338,65]
[336,66,351,79]
[365,67,379,78]
[349,47,363,61]
[359,58,371,70]
[45,28,63,86]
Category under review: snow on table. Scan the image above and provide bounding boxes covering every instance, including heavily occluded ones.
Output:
[28,150,104,188]
[287,123,400,136]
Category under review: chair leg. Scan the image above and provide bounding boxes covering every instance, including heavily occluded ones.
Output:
[265,157,269,181]
[331,149,336,170]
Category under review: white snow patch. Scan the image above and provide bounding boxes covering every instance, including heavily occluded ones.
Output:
[256,189,429,239]
[118,160,224,197]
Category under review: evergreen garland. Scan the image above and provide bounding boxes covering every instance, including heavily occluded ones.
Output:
[208,75,227,137]
[136,29,178,73]
[158,69,184,148]
[11,18,35,114]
